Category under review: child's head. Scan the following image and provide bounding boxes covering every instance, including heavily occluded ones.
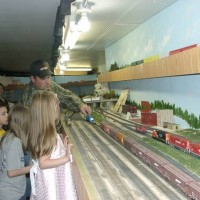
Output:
[8,104,29,151]
[0,99,8,129]
[29,90,60,159]
[30,90,60,126]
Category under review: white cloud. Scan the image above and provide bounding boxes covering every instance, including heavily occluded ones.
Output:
[159,27,173,50]
[144,38,154,53]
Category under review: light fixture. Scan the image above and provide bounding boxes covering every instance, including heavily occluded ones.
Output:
[75,0,92,32]
[77,13,90,32]
[60,70,64,75]
[64,21,80,49]
[63,1,93,50]
[64,68,92,71]
[75,0,93,15]
[72,0,93,32]
[60,50,70,62]
[59,65,92,71]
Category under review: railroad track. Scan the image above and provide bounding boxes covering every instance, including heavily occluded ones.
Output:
[95,110,200,182]
[66,120,187,200]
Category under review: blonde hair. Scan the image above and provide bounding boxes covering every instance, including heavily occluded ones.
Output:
[0,104,29,152]
[28,90,60,159]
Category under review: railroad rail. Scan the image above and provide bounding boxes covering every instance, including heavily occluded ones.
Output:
[64,119,188,200]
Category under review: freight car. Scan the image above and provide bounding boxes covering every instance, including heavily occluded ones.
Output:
[123,137,135,152]
[122,105,137,114]
[145,151,168,174]
[101,122,124,144]
[135,125,147,134]
[102,121,199,158]
[161,163,195,196]
[100,122,200,199]
[100,121,112,135]
[188,181,200,200]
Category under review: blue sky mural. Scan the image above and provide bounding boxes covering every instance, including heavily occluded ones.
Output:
[105,0,200,128]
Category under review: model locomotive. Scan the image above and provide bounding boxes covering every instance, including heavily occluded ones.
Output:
[85,115,95,123]
[152,129,200,157]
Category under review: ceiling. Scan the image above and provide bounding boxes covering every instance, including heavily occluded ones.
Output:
[0,0,177,76]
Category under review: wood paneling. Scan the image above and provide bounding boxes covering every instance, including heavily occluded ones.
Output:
[98,46,200,83]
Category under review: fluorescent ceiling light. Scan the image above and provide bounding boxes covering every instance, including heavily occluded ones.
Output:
[64,68,92,71]
[59,65,92,71]
[64,21,80,49]
[60,70,64,75]
[60,51,69,62]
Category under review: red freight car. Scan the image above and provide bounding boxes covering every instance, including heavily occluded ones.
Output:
[189,143,200,156]
[169,44,197,55]
[123,137,136,152]
[145,152,168,174]
[169,134,191,152]
[162,163,194,195]
[188,181,200,200]
[122,105,137,114]
[101,122,111,135]
[135,125,147,134]
[131,143,148,162]
[109,126,118,140]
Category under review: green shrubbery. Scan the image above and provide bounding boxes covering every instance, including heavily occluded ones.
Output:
[126,99,200,129]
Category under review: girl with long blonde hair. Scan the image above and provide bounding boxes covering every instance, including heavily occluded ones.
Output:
[29,90,77,200]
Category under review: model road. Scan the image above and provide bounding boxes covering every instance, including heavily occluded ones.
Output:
[66,120,187,200]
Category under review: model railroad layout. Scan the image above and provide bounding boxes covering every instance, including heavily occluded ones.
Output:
[100,110,200,159]
[66,119,188,200]
[91,111,200,200]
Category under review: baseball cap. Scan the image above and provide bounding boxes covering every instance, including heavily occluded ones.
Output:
[30,60,53,78]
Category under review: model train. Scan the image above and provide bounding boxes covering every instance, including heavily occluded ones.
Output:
[135,125,147,134]
[134,123,200,158]
[85,115,95,123]
[100,121,200,200]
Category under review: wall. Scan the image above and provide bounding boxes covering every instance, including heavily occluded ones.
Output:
[105,0,200,128]
[0,74,96,85]
[1,74,97,101]
[52,74,96,84]
[53,75,97,96]
[0,76,13,85]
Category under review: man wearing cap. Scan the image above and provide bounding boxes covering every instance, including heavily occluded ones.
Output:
[19,59,92,116]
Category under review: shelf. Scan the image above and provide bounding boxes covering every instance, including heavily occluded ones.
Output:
[60,80,96,87]
[4,81,97,102]
[5,84,26,90]
[4,89,24,103]
[60,80,97,97]
[98,46,200,83]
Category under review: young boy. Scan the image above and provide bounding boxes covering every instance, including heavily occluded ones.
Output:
[0,104,31,200]
[0,99,8,140]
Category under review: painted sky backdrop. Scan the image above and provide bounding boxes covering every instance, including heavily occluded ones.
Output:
[105,0,200,128]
